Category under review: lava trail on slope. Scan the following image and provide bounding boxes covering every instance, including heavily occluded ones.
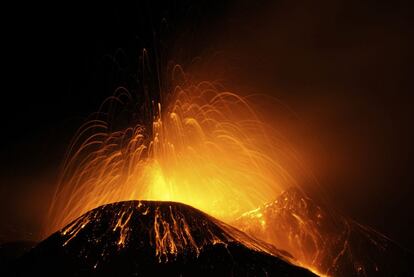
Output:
[7,201,316,276]
[235,187,413,276]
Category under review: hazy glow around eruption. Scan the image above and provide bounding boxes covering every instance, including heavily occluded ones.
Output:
[45,71,296,235]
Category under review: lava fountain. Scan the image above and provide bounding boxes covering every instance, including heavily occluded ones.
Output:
[34,65,411,277]
[45,66,298,237]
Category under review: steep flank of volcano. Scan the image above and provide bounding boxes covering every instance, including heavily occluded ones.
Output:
[9,201,316,276]
[235,188,413,276]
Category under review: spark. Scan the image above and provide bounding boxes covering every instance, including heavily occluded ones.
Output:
[45,70,297,236]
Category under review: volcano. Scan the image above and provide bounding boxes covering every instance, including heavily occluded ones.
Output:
[6,201,316,276]
[235,188,413,276]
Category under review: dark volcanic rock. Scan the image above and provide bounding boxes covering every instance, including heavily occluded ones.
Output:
[7,201,316,276]
[235,187,413,276]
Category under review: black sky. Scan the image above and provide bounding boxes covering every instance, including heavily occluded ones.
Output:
[1,0,413,250]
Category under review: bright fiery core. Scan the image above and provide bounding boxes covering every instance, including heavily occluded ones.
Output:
[45,71,296,236]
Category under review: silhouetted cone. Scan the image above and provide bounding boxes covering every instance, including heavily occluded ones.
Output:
[235,187,413,276]
[8,201,316,276]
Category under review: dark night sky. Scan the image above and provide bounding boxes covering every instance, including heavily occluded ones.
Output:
[1,0,413,251]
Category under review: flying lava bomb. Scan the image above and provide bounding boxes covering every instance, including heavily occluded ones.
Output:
[2,1,413,276]
[2,67,408,276]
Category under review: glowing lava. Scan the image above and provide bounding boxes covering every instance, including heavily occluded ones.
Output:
[39,67,412,277]
[234,188,412,276]
[16,201,317,276]
[45,69,297,236]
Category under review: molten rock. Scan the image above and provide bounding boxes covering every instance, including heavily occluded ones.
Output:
[8,201,316,276]
[235,188,413,276]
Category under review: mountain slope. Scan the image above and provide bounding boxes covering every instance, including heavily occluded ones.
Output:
[8,200,316,276]
[235,188,412,276]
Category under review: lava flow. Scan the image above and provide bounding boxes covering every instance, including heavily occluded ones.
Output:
[15,201,316,276]
[235,187,412,276]
[45,67,298,236]
[40,66,412,277]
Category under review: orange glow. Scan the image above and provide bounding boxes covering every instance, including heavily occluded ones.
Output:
[45,68,297,236]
